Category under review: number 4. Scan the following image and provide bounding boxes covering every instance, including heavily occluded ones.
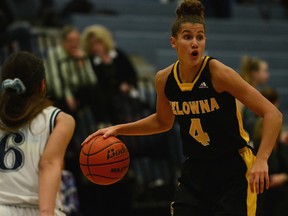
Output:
[189,118,210,146]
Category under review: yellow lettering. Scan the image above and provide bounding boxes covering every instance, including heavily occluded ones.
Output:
[170,101,177,115]
[189,101,200,114]
[170,98,220,116]
[199,100,210,113]
[210,98,220,111]
[176,102,184,115]
[182,102,190,115]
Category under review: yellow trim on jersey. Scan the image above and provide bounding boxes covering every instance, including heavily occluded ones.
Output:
[238,147,257,216]
[235,101,250,143]
[173,56,210,92]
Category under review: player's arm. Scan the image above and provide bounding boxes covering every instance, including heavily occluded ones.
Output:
[39,112,75,216]
[209,59,282,194]
[84,66,175,140]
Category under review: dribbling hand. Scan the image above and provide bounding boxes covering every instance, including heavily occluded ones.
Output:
[81,126,118,146]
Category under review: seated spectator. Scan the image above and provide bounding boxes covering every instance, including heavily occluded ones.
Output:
[82,24,149,124]
[44,25,100,147]
[44,25,101,215]
[253,87,288,216]
[45,25,97,118]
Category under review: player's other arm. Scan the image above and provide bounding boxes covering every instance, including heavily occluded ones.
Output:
[210,59,282,194]
[39,112,75,216]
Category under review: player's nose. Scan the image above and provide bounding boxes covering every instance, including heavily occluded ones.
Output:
[191,38,198,49]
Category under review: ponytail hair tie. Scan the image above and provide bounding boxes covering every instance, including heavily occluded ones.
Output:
[1,78,26,95]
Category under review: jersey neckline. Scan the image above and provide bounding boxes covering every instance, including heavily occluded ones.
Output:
[173,56,210,92]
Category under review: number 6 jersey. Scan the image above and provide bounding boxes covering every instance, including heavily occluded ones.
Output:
[164,56,250,161]
[0,106,62,208]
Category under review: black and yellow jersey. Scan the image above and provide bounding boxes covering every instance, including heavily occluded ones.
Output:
[164,56,250,161]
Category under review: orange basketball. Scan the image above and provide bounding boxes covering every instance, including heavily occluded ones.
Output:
[79,135,130,185]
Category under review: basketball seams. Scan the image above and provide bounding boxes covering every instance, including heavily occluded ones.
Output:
[80,136,130,185]
[80,157,130,166]
[86,136,99,179]
[87,174,120,180]
[83,141,124,156]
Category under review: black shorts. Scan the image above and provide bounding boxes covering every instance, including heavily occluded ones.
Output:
[170,147,257,216]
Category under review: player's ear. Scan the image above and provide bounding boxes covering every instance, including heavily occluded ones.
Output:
[170,36,176,49]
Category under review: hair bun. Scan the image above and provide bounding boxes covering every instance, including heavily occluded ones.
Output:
[176,0,204,19]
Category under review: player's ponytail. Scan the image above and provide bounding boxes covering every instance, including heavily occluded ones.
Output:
[0,51,52,132]
[172,0,205,37]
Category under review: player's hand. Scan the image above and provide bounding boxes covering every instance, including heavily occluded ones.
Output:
[249,158,269,194]
[81,126,118,146]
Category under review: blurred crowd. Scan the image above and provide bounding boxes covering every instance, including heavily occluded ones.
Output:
[0,2,182,213]
[238,55,288,216]
[0,0,288,216]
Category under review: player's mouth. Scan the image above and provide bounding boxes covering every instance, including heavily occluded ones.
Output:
[191,50,199,57]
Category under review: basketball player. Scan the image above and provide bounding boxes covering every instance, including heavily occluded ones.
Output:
[84,0,282,215]
[0,51,75,216]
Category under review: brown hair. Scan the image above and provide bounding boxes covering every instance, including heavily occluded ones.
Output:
[240,55,262,85]
[171,0,205,37]
[0,51,52,131]
[60,25,79,42]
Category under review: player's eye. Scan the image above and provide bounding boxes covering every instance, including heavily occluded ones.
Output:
[183,34,192,40]
[197,35,204,41]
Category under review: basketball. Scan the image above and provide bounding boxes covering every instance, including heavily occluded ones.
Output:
[79,135,130,185]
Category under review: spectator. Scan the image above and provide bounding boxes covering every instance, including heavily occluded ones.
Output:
[240,55,269,89]
[253,87,288,216]
[82,24,148,124]
[81,24,145,216]
[45,25,97,119]
[238,55,270,139]
[44,25,100,214]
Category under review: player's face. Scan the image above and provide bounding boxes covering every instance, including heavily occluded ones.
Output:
[171,23,206,67]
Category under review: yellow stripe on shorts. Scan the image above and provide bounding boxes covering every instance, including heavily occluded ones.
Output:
[238,146,257,216]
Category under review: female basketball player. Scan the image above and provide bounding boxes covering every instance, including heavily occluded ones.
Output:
[84,0,282,215]
[0,51,75,216]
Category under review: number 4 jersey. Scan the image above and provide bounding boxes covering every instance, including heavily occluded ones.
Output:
[164,56,250,161]
[0,106,61,207]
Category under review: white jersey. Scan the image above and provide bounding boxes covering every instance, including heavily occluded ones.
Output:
[0,106,63,211]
